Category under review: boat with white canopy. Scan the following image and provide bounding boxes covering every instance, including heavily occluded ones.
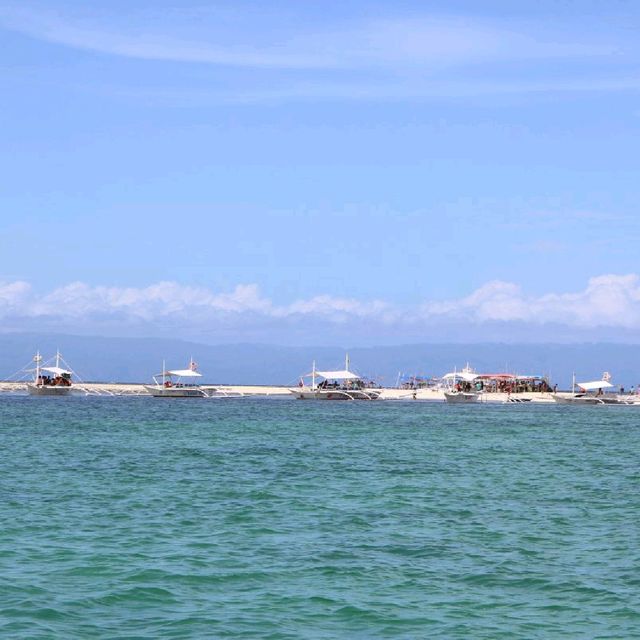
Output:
[553,373,633,405]
[27,351,74,396]
[443,365,482,404]
[144,359,207,397]
[290,355,381,400]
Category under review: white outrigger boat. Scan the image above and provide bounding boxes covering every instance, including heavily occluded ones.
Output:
[27,351,74,396]
[290,356,381,400]
[552,374,634,405]
[144,359,207,398]
[443,366,482,404]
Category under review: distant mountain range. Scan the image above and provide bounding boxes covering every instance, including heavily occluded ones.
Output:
[1,332,639,389]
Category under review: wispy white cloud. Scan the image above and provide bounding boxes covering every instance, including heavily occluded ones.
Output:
[108,76,640,107]
[1,4,637,105]
[0,6,329,69]
[0,5,625,71]
[3,276,640,334]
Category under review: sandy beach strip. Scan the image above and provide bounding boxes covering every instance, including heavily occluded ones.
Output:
[0,381,293,396]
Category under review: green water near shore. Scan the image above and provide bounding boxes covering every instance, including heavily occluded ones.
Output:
[1,397,639,638]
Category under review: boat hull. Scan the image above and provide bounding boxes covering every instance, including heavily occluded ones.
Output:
[444,391,481,404]
[552,394,599,405]
[290,388,381,400]
[27,383,72,396]
[144,385,207,398]
[553,393,634,405]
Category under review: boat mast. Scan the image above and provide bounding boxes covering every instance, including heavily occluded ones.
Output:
[162,359,166,387]
[312,360,316,390]
[346,353,350,371]
[34,350,41,384]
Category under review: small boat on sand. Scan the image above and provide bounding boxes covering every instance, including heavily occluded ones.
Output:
[144,359,207,398]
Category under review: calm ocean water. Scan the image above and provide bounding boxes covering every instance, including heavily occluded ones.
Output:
[1,396,639,639]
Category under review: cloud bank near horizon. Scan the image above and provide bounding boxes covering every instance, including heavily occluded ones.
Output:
[1,275,640,342]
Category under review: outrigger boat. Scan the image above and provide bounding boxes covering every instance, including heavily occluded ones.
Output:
[443,366,482,404]
[144,359,207,398]
[290,355,381,400]
[26,351,74,396]
[553,374,633,405]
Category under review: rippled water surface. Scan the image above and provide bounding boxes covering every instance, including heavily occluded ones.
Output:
[1,396,640,638]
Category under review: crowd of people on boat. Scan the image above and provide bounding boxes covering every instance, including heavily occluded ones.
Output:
[315,379,377,390]
[405,375,553,394]
[163,381,196,388]
[36,375,71,387]
[474,378,552,394]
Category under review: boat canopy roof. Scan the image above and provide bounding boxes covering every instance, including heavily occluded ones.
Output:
[41,366,72,376]
[167,369,202,378]
[315,369,360,380]
[443,371,477,382]
[470,373,544,381]
[578,380,614,391]
[477,373,516,379]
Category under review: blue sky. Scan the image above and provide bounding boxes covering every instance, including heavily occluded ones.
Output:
[1,0,639,343]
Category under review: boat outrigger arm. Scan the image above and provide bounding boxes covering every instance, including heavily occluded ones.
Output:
[312,381,380,401]
[331,390,379,400]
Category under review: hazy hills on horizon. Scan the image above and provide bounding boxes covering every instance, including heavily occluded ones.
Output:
[1,332,640,389]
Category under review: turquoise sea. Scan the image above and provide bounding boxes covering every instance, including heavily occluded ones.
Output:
[1,397,639,639]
